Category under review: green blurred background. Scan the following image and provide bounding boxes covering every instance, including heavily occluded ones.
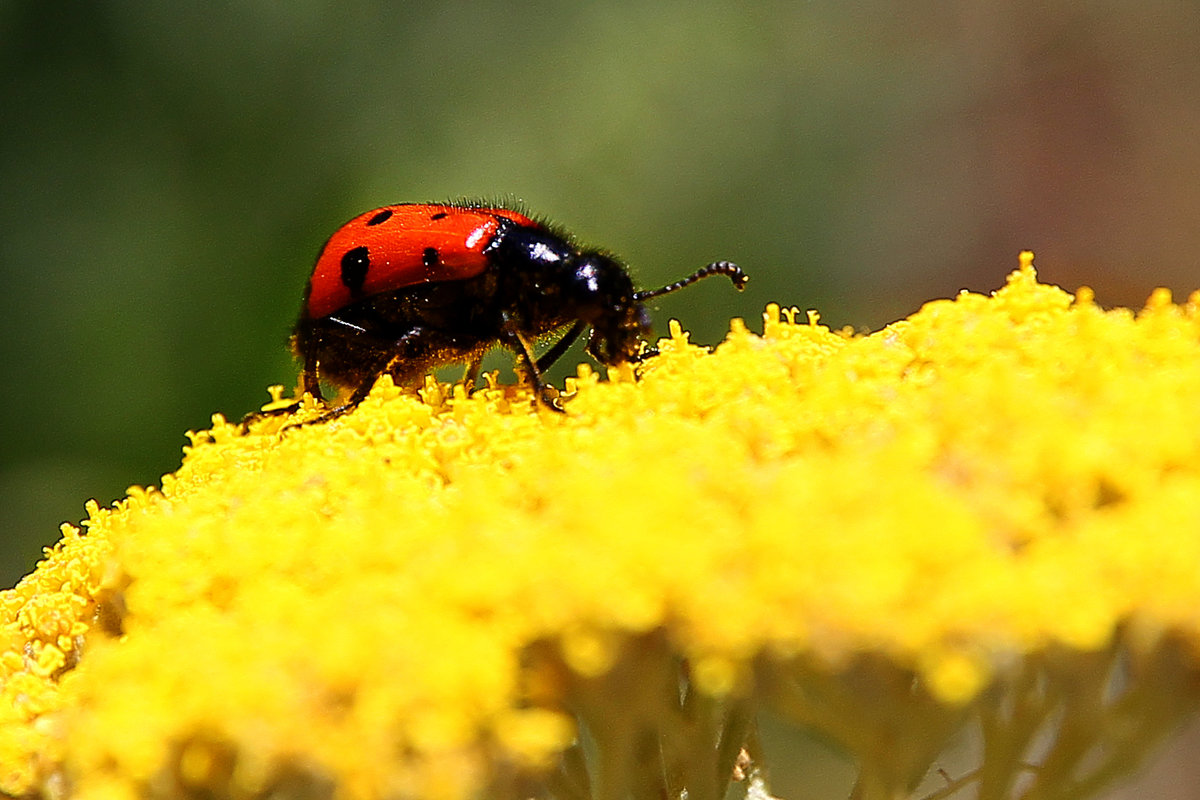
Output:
[4,0,1200,596]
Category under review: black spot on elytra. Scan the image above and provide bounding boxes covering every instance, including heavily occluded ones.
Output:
[367,209,393,226]
[341,246,370,291]
[422,247,439,269]
[430,211,448,220]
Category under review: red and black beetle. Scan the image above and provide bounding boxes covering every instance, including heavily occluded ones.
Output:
[288,201,746,419]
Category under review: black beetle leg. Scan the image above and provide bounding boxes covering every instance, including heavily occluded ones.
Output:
[536,321,586,374]
[462,355,484,395]
[627,343,659,364]
[501,325,563,413]
[283,382,370,430]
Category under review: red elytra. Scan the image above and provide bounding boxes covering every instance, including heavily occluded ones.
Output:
[305,203,540,318]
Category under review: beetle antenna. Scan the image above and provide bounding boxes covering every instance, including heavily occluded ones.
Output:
[634,261,747,301]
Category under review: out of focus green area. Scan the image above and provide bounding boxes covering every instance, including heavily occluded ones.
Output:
[3,1,1200,589]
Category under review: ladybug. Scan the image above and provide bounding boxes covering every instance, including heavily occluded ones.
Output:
[287,201,747,419]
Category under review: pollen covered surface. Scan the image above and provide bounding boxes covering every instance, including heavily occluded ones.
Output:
[4,254,1200,799]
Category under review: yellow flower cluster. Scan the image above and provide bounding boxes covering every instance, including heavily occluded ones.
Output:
[3,254,1200,800]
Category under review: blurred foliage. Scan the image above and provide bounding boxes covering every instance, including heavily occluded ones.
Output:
[3,0,1200,604]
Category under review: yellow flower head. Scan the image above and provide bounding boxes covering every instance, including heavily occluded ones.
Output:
[4,253,1200,800]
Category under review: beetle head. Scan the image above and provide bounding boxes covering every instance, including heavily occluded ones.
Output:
[566,253,652,366]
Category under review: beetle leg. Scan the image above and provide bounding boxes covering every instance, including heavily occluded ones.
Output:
[281,324,406,430]
[302,357,324,401]
[283,376,373,429]
[288,322,329,404]
[462,356,484,395]
[501,325,563,413]
[535,321,586,373]
[627,343,660,364]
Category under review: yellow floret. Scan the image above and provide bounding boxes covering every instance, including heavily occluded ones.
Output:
[3,253,1200,800]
